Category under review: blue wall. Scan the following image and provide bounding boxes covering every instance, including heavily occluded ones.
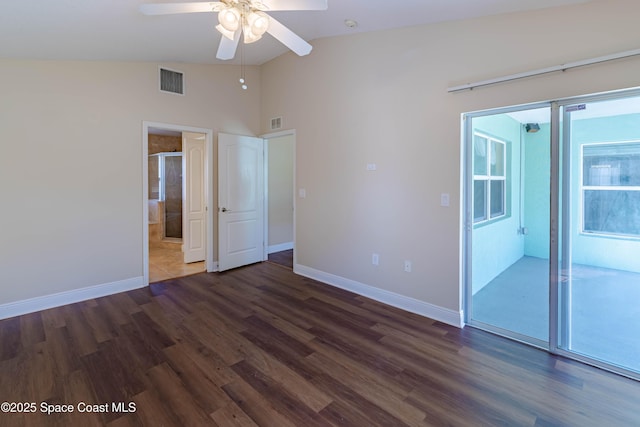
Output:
[471,114,524,294]
[471,111,640,295]
[523,124,551,259]
[568,113,640,272]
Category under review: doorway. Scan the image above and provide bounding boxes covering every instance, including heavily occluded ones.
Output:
[463,88,640,379]
[265,131,295,269]
[465,105,551,346]
[142,122,214,284]
[555,94,640,375]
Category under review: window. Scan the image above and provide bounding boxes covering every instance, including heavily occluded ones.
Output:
[473,133,506,223]
[582,141,640,237]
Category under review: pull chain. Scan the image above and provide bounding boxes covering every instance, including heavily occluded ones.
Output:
[239,41,248,90]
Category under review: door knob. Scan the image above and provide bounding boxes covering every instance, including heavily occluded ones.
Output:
[221,207,231,212]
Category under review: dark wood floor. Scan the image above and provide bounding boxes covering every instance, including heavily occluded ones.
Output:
[1,262,639,426]
[267,249,294,269]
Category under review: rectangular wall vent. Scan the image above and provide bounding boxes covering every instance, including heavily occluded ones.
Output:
[270,116,282,130]
[159,67,184,95]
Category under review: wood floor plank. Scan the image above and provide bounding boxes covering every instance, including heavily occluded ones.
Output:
[132,389,182,427]
[145,362,215,426]
[40,306,67,331]
[311,372,411,427]
[40,325,81,377]
[1,261,639,427]
[230,359,331,427]
[80,302,118,344]
[210,401,259,427]
[239,342,332,412]
[0,316,22,361]
[19,311,46,348]
[167,340,239,387]
[180,313,247,366]
[163,344,233,414]
[221,379,299,427]
[81,338,149,403]
[60,369,105,426]
[306,351,425,426]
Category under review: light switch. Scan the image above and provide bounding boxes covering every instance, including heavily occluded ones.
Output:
[298,188,306,198]
[366,163,377,171]
[440,193,450,207]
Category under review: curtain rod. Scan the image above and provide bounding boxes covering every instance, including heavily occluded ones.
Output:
[447,48,640,93]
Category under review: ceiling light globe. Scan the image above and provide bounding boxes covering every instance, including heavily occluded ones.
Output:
[248,11,269,37]
[218,7,240,32]
[243,24,262,43]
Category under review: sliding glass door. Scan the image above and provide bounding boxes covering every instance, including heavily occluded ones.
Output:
[555,94,640,375]
[465,88,640,379]
[466,105,551,346]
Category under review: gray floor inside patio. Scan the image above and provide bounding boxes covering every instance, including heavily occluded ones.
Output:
[472,256,640,373]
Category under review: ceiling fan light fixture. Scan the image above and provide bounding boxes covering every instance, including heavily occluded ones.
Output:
[242,12,269,43]
[139,0,327,61]
[218,7,240,32]
[248,11,269,36]
[243,27,262,43]
[215,24,236,40]
[242,11,269,43]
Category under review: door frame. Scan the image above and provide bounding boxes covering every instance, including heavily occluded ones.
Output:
[261,129,297,269]
[142,121,215,285]
[462,87,640,380]
[462,101,551,349]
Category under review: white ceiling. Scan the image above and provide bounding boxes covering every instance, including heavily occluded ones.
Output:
[0,0,592,66]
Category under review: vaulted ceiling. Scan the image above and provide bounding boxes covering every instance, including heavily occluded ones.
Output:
[0,0,592,65]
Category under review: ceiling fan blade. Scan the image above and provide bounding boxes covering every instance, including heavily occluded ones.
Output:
[260,0,327,11]
[139,2,221,15]
[266,16,313,56]
[216,29,241,60]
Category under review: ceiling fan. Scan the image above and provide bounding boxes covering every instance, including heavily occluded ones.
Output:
[139,0,328,60]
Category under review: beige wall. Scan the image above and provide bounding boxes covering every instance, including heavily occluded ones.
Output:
[260,0,640,312]
[2,0,640,318]
[267,134,294,248]
[0,60,260,305]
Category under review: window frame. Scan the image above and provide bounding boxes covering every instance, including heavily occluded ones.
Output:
[473,131,507,224]
[580,140,640,239]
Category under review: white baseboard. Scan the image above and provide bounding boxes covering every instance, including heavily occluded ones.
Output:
[0,276,145,320]
[268,242,294,254]
[294,264,464,328]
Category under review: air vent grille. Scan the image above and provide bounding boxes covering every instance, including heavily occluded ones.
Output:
[159,67,184,95]
[270,117,282,130]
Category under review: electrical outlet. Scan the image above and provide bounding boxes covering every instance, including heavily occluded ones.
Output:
[372,253,379,266]
[404,260,412,272]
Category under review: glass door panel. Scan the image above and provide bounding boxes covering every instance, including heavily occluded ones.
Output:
[468,107,551,344]
[558,95,640,375]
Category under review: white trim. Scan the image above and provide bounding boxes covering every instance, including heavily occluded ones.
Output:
[294,264,464,328]
[268,242,294,254]
[0,277,145,320]
[263,139,270,261]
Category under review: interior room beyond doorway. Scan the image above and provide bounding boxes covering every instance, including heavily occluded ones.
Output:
[147,127,206,282]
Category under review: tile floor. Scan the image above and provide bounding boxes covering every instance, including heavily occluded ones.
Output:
[149,241,205,283]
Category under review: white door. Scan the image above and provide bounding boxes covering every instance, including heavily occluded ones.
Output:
[183,132,206,263]
[218,133,265,271]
